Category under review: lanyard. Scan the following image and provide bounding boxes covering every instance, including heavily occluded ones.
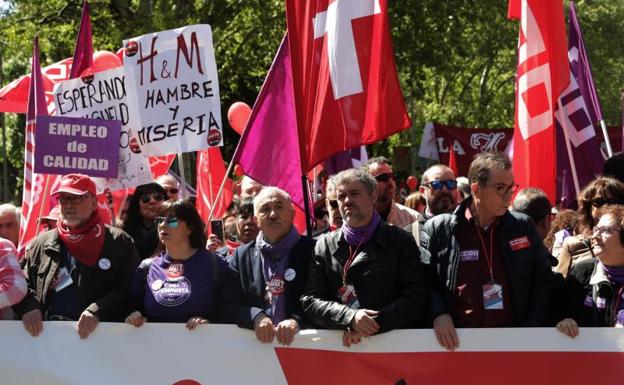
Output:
[474,222,495,283]
[342,237,366,285]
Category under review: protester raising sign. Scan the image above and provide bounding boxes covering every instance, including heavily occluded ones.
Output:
[53,68,154,191]
[122,24,223,157]
[33,115,120,178]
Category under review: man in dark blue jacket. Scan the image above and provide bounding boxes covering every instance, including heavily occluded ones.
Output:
[420,152,553,350]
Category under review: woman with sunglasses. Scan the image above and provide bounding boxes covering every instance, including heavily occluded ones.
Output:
[122,183,167,259]
[555,177,624,277]
[125,199,235,328]
[556,204,624,337]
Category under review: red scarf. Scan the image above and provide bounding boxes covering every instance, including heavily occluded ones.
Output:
[57,211,106,266]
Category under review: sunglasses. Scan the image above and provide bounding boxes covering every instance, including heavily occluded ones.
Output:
[164,188,179,194]
[140,193,165,204]
[425,180,457,191]
[591,198,621,208]
[328,200,339,209]
[154,216,179,228]
[374,173,395,183]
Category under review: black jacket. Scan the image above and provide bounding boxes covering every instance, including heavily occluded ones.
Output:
[227,236,315,329]
[420,197,553,326]
[559,259,620,327]
[301,222,428,333]
[13,227,140,321]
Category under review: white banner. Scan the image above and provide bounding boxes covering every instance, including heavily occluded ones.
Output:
[1,322,622,385]
[123,24,223,157]
[53,68,153,191]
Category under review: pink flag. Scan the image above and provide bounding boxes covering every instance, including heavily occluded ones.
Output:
[69,1,93,79]
[18,37,54,255]
[232,36,306,210]
[196,148,233,226]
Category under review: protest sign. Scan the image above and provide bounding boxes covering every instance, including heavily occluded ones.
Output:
[123,24,223,156]
[33,115,120,178]
[53,67,154,191]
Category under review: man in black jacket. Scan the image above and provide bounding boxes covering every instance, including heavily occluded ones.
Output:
[302,168,427,347]
[420,152,553,350]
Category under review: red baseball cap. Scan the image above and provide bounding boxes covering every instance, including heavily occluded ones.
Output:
[52,174,97,196]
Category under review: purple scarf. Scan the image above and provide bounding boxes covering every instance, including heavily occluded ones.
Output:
[256,226,300,323]
[341,211,381,247]
[602,263,624,287]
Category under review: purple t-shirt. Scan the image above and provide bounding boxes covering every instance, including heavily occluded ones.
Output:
[136,249,220,323]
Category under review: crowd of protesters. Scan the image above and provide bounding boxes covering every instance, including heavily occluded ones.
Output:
[1,150,624,349]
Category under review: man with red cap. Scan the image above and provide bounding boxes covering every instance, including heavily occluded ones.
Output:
[13,174,140,339]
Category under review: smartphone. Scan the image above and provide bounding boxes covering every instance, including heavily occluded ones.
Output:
[210,219,225,244]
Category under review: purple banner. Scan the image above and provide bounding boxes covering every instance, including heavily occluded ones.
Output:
[34,115,121,177]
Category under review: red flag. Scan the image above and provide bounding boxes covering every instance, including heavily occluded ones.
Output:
[18,37,53,255]
[196,148,233,226]
[286,0,411,172]
[508,0,569,201]
[69,1,93,79]
[448,144,459,177]
[149,155,176,178]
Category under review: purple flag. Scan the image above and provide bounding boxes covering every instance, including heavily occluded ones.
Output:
[231,36,305,210]
[555,2,604,208]
[322,146,368,176]
[69,1,93,79]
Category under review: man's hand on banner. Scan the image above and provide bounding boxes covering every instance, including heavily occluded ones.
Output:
[77,309,99,339]
[350,309,379,336]
[433,313,459,351]
[254,312,275,343]
[21,309,43,337]
[275,318,299,346]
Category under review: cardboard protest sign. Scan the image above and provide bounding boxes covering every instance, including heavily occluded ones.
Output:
[34,115,120,178]
[53,67,154,191]
[123,24,223,157]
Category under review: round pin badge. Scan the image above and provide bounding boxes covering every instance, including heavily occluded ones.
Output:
[98,258,111,270]
[151,279,164,291]
[284,268,296,282]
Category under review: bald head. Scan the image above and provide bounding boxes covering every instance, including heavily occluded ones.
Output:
[419,164,458,216]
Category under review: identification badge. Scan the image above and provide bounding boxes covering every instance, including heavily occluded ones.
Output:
[483,283,503,310]
[54,267,73,292]
[339,284,360,309]
[459,250,479,262]
[509,236,531,251]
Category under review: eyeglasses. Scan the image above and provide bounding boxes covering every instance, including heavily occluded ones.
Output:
[57,194,91,205]
[154,216,179,228]
[140,193,165,204]
[591,198,622,208]
[328,200,339,209]
[425,180,457,191]
[486,182,519,197]
[374,173,395,183]
[164,188,179,195]
[593,226,620,236]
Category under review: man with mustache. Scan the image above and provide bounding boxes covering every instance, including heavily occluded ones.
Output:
[13,174,140,339]
[302,169,427,347]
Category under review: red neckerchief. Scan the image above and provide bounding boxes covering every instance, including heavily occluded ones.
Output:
[56,211,105,266]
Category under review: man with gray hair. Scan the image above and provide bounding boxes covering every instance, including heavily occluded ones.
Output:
[512,188,553,241]
[302,168,427,347]
[155,174,180,201]
[362,157,420,228]
[228,187,315,346]
[0,204,20,248]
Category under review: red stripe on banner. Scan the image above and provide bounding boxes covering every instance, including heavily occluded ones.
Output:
[276,349,624,385]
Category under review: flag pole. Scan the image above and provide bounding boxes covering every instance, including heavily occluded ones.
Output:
[599,119,614,158]
[301,175,313,237]
[177,153,186,191]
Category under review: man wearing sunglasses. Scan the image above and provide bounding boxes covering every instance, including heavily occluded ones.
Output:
[420,152,553,351]
[13,174,140,339]
[362,157,420,228]
[156,174,181,201]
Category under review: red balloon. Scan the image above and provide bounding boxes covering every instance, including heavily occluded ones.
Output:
[80,51,122,76]
[227,102,252,135]
[406,175,418,191]
[233,164,244,178]
[115,48,124,64]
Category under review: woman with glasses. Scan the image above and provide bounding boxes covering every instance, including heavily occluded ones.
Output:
[121,183,167,259]
[555,177,624,277]
[125,199,236,328]
[556,204,624,337]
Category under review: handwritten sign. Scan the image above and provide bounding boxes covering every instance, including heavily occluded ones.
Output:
[54,67,153,191]
[34,115,120,177]
[123,24,223,156]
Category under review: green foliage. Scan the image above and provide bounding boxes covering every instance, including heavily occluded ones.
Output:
[0,0,622,202]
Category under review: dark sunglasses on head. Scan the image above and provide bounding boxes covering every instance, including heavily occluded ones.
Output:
[591,198,622,208]
[165,188,179,194]
[328,200,339,209]
[374,173,395,183]
[426,180,457,191]
[140,192,165,204]
[154,216,179,228]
